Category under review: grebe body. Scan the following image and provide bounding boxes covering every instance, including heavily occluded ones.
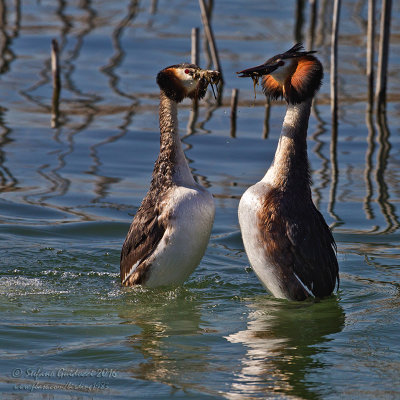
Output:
[237,44,339,300]
[120,64,220,287]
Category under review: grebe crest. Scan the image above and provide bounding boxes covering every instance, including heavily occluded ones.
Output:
[237,43,323,105]
[157,63,221,103]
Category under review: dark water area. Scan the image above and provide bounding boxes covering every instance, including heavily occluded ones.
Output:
[0,0,399,399]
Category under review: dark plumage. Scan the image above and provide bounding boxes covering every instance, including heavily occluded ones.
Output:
[257,186,338,300]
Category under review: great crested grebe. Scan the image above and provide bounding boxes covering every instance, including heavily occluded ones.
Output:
[120,63,221,287]
[237,44,339,300]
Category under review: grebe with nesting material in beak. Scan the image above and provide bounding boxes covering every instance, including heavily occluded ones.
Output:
[237,44,339,300]
[120,64,221,287]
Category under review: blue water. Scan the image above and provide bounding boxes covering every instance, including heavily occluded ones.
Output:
[0,0,400,399]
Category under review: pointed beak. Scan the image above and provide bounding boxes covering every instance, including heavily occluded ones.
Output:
[236,63,279,78]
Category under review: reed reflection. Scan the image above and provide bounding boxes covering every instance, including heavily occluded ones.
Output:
[225,297,345,399]
[100,0,140,102]
[24,113,97,222]
[362,99,400,235]
[310,105,331,212]
[20,0,68,112]
[374,112,399,233]
[60,0,100,104]
[83,0,141,205]
[0,0,17,74]
[0,108,17,192]
[20,0,101,119]
[88,106,136,203]
[51,39,61,128]
[0,0,18,193]
[364,110,376,223]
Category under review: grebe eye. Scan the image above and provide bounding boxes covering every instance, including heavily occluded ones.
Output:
[277,60,285,67]
[184,69,190,74]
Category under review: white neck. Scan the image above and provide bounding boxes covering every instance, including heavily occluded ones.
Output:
[262,99,312,189]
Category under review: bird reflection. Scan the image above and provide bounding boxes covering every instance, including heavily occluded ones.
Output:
[120,289,210,391]
[225,297,345,399]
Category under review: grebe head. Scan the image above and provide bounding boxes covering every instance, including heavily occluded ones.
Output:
[157,63,221,103]
[237,43,323,104]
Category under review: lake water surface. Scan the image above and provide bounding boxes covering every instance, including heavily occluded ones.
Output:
[0,1,400,399]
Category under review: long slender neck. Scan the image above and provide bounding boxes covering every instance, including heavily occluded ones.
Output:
[151,91,195,189]
[262,98,312,193]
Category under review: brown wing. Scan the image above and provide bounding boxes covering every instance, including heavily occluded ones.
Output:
[120,199,167,286]
[259,188,339,300]
[285,203,339,297]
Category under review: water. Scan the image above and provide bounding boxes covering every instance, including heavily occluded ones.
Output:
[0,0,400,398]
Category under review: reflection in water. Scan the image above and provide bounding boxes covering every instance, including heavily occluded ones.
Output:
[375,112,399,233]
[0,1,18,193]
[328,112,340,228]
[61,0,100,104]
[19,0,140,220]
[86,0,141,204]
[88,106,136,203]
[0,0,17,74]
[186,99,199,136]
[23,114,98,222]
[363,97,400,233]
[195,88,222,134]
[225,297,345,399]
[366,0,376,111]
[120,290,209,393]
[0,108,17,192]
[311,104,331,212]
[364,110,376,222]
[363,0,376,225]
[20,0,101,117]
[51,39,61,128]
[101,0,140,101]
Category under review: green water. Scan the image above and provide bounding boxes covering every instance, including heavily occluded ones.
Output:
[0,0,400,399]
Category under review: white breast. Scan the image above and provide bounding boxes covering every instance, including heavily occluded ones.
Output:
[238,182,287,299]
[144,184,215,287]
